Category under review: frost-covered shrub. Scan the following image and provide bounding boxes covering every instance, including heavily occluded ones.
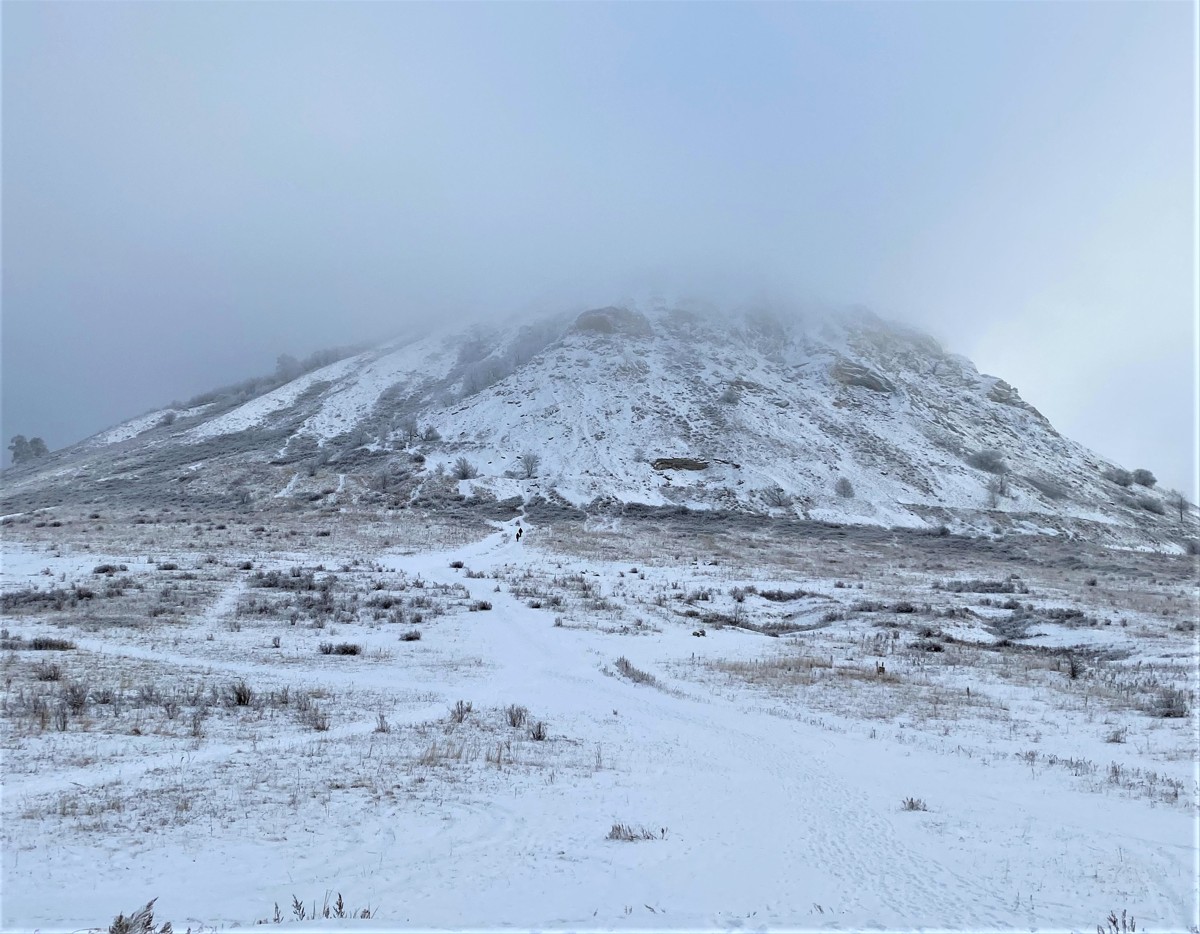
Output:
[1103,467,1134,487]
[230,680,254,705]
[966,449,1007,474]
[452,456,478,480]
[1132,468,1157,487]
[1150,687,1189,718]
[834,476,854,499]
[318,642,361,656]
[1025,474,1068,500]
[1136,495,1165,515]
[506,704,529,728]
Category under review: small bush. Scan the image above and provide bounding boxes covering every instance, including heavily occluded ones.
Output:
[940,578,1021,594]
[33,662,63,682]
[63,681,89,714]
[318,642,362,656]
[506,704,528,728]
[834,476,854,499]
[966,449,1007,474]
[400,629,422,642]
[230,680,254,706]
[757,588,807,602]
[452,456,478,481]
[449,560,464,569]
[28,636,75,651]
[1103,467,1134,487]
[901,797,928,812]
[1135,495,1165,515]
[1026,474,1068,500]
[1150,687,1189,718]
[303,703,330,731]
[449,699,473,723]
[1132,468,1156,487]
[470,600,492,611]
[528,720,548,741]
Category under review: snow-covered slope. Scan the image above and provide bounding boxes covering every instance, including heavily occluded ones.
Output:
[6,302,1192,543]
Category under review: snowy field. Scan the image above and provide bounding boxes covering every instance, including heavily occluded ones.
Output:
[1,506,1196,932]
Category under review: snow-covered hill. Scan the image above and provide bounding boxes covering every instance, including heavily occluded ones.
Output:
[4,302,1193,546]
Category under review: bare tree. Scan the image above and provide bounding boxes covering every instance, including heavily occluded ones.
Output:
[1166,488,1189,521]
[517,451,541,479]
[398,417,419,446]
[762,486,791,508]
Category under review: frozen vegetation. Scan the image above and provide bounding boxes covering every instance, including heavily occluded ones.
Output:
[0,502,1196,932]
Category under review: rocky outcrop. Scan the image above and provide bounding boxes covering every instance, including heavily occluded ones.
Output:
[831,360,895,393]
[988,379,1051,425]
[651,457,709,471]
[572,307,653,337]
[987,379,1021,405]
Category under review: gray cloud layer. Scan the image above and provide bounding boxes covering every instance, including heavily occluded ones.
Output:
[2,3,1193,492]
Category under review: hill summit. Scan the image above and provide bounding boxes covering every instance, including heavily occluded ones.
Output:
[3,302,1191,548]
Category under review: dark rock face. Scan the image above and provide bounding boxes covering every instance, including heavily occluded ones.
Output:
[831,359,895,393]
[572,307,653,337]
[987,379,1021,405]
[988,379,1051,425]
[652,457,710,472]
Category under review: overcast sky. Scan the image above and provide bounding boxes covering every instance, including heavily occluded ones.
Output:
[2,2,1194,493]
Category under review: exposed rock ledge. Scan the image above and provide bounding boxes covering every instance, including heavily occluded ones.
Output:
[652,457,710,471]
[831,359,895,393]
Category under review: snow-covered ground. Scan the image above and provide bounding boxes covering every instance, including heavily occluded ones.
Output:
[1,507,1196,932]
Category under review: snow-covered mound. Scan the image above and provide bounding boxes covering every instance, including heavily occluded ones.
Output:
[4,301,1193,544]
